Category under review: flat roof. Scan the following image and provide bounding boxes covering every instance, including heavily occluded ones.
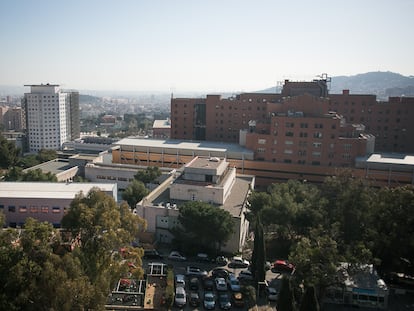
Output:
[114,138,254,155]
[0,182,116,199]
[152,119,171,129]
[23,159,75,175]
[185,156,223,170]
[366,153,414,166]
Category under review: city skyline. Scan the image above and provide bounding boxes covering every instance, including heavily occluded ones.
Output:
[1,0,413,93]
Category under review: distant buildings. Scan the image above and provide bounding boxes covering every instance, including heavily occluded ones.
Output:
[22,84,80,152]
[152,118,171,139]
[171,78,414,155]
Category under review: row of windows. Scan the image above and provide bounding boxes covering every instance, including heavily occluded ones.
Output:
[281,122,327,129]
[1,205,63,213]
[96,175,134,182]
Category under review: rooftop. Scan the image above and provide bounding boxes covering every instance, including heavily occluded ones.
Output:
[114,138,254,157]
[0,182,117,199]
[23,159,75,175]
[152,119,171,129]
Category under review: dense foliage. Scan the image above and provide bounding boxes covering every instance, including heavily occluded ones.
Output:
[122,179,149,208]
[0,189,147,310]
[173,201,235,254]
[249,173,414,304]
[134,166,161,184]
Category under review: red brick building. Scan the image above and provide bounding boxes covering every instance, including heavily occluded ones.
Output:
[171,79,414,158]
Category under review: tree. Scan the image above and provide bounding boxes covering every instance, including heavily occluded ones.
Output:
[0,217,96,310]
[4,168,58,182]
[251,214,266,282]
[61,189,147,306]
[0,133,20,169]
[277,276,296,311]
[36,149,57,163]
[134,166,161,184]
[299,286,319,311]
[122,179,149,208]
[289,228,342,299]
[175,201,234,252]
[371,185,414,274]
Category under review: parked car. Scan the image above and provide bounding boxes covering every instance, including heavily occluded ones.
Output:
[186,266,208,278]
[231,292,245,308]
[203,291,216,310]
[189,291,200,307]
[228,275,241,292]
[267,287,278,301]
[143,249,163,260]
[215,277,228,292]
[212,267,230,279]
[175,286,186,308]
[238,270,253,282]
[196,253,211,262]
[218,292,232,310]
[272,260,295,273]
[175,274,186,288]
[189,277,199,291]
[203,277,215,291]
[228,256,249,268]
[168,251,187,261]
[215,256,228,266]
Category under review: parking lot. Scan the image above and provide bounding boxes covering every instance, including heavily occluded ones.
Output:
[142,252,281,311]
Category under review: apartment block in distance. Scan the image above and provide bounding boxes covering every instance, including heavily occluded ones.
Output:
[23,84,80,152]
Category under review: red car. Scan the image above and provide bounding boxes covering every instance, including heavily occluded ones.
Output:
[272,260,295,273]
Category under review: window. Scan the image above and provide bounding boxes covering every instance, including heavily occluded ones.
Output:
[285,140,293,145]
[286,122,294,128]
[8,206,16,213]
[257,148,266,153]
[19,206,27,213]
[313,142,322,148]
[284,149,293,154]
[285,131,294,137]
[0,204,4,210]
[343,143,352,151]
[52,206,60,213]
[312,151,321,157]
[258,139,266,144]
[313,132,323,138]
[41,206,49,213]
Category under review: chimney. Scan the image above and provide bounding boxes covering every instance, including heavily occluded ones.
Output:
[342,89,350,95]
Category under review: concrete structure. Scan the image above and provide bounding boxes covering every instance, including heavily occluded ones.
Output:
[323,263,388,309]
[111,137,414,188]
[152,119,171,139]
[134,156,254,253]
[22,84,80,152]
[0,106,24,131]
[0,182,117,228]
[22,159,79,182]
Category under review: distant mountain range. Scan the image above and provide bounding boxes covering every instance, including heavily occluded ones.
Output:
[1,71,414,100]
[257,71,414,100]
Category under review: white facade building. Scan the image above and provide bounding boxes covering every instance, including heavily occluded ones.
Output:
[134,156,254,253]
[23,84,79,152]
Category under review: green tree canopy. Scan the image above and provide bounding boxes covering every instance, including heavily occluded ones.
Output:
[175,201,235,253]
[277,276,297,311]
[122,179,149,208]
[0,133,20,169]
[134,166,161,184]
[61,189,147,305]
[4,167,58,182]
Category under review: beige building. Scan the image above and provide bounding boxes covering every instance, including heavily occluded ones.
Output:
[134,156,254,253]
[0,182,117,228]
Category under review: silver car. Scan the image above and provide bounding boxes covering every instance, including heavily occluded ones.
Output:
[175,286,186,307]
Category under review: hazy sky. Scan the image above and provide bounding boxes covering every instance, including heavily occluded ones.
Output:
[1,0,413,92]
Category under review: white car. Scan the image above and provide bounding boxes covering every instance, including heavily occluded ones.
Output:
[186,266,208,278]
[175,286,186,307]
[168,251,187,261]
[228,256,250,268]
[215,277,227,291]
